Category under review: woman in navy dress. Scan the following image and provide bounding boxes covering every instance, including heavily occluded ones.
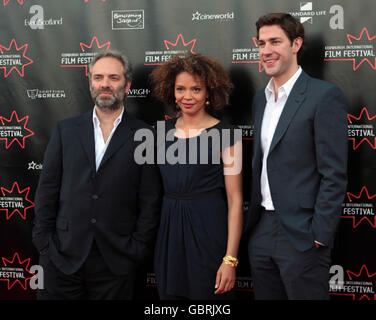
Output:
[149,53,243,299]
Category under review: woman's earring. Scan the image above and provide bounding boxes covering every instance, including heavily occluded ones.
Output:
[205,99,210,106]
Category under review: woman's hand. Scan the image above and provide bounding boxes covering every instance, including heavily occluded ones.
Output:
[214,262,236,294]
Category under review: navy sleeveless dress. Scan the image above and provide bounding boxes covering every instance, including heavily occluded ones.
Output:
[154,118,239,299]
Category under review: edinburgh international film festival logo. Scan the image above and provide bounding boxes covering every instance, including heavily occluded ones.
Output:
[0,181,34,220]
[0,252,43,291]
[60,36,111,76]
[232,37,263,72]
[341,186,376,229]
[330,265,376,300]
[0,39,33,78]
[144,34,197,66]
[348,107,376,150]
[325,28,376,71]
[0,110,34,149]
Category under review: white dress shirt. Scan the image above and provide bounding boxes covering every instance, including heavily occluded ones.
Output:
[93,107,124,171]
[260,67,302,210]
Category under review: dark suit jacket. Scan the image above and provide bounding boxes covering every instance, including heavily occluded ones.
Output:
[245,71,348,252]
[32,110,162,275]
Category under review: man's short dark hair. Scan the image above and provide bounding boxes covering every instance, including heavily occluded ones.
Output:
[88,50,132,82]
[256,13,305,59]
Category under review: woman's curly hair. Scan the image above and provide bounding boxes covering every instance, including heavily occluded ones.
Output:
[149,53,233,112]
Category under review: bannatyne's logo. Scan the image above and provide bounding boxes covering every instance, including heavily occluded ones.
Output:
[60,36,111,76]
[331,265,376,300]
[0,253,34,290]
[347,107,376,150]
[232,37,264,72]
[144,34,197,66]
[0,110,34,149]
[325,28,375,71]
[0,39,33,77]
[342,186,376,229]
[3,0,23,6]
[0,181,35,220]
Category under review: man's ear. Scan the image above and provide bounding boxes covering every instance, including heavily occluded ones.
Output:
[125,80,132,94]
[292,37,303,54]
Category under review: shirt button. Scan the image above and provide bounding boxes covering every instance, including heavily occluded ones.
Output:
[92,194,98,200]
[91,218,96,224]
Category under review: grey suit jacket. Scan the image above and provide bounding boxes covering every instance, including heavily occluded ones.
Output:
[246,71,348,252]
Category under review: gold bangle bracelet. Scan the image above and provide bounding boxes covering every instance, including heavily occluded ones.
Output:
[223,255,239,267]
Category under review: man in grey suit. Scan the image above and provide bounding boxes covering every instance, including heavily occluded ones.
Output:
[246,13,348,299]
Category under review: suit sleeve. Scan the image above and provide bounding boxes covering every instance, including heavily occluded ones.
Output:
[32,123,63,252]
[312,85,348,245]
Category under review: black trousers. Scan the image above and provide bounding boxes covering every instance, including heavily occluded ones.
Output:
[248,209,331,300]
[37,241,136,300]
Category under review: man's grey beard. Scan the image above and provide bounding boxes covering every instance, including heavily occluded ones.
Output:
[94,95,123,111]
[91,89,126,111]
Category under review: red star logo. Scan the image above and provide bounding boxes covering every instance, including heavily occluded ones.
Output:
[0,39,34,77]
[347,107,376,150]
[347,28,376,70]
[61,36,111,76]
[325,27,376,71]
[0,253,35,290]
[342,186,376,228]
[3,0,23,5]
[164,34,197,54]
[0,110,34,149]
[347,265,376,300]
[0,182,35,220]
[231,37,264,72]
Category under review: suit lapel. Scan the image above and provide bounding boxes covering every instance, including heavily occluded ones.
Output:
[97,111,136,171]
[78,111,96,171]
[268,71,308,155]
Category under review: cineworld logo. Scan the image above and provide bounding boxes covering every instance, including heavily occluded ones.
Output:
[192,11,235,22]
[342,186,376,228]
[0,181,34,220]
[0,253,43,290]
[28,161,43,170]
[0,39,33,77]
[144,34,197,66]
[348,107,376,150]
[0,110,34,149]
[330,265,376,300]
[325,28,376,71]
[112,10,144,30]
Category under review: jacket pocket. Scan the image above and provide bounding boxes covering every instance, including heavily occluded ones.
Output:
[298,193,316,209]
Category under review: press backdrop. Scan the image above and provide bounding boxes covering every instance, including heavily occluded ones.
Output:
[0,0,375,300]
